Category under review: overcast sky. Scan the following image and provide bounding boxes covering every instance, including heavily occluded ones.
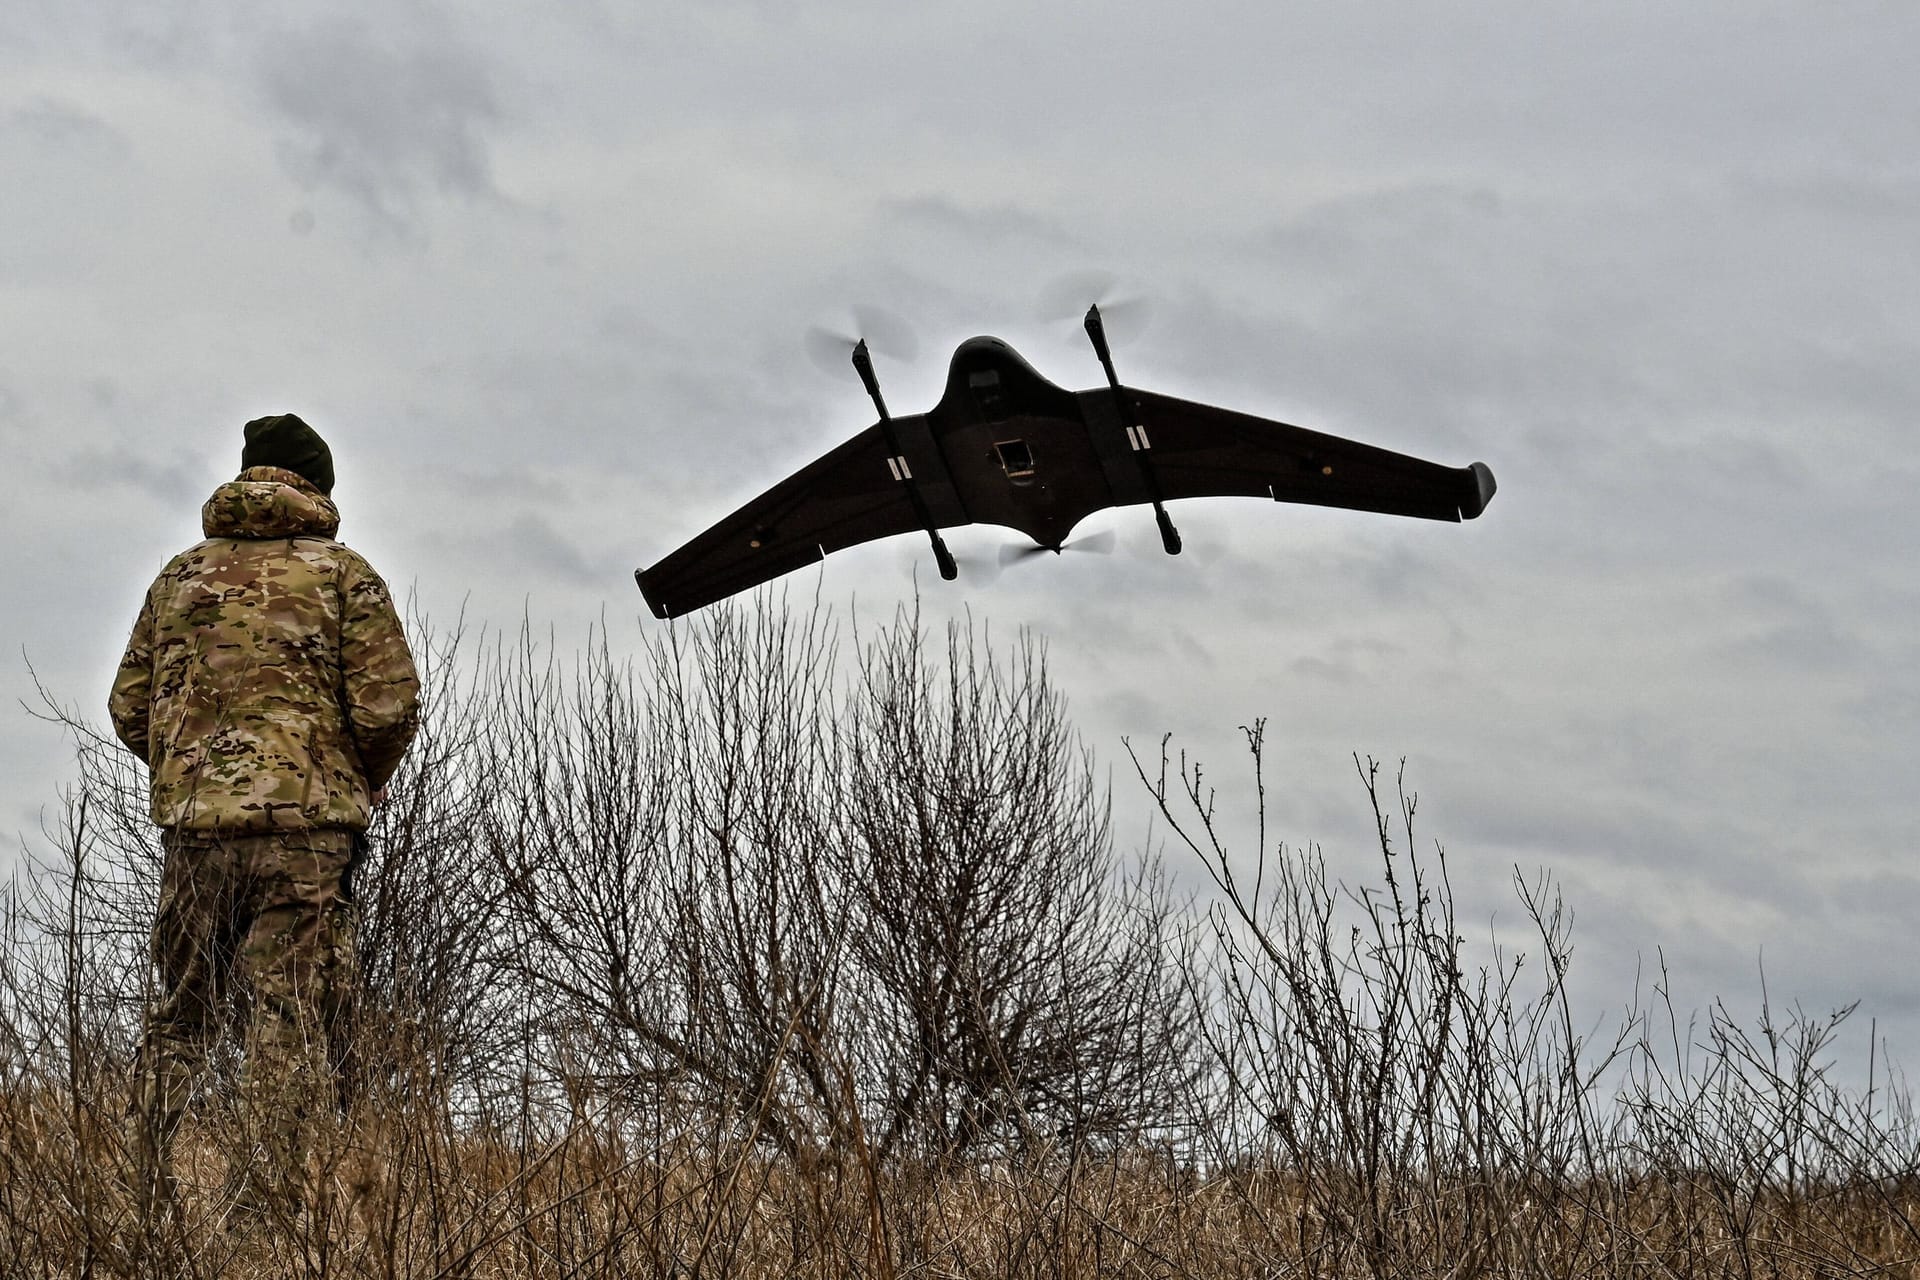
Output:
[5,3,1916,1065]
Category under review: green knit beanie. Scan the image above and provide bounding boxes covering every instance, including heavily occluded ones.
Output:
[241,413,335,495]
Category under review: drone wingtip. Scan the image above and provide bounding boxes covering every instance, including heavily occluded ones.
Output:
[1461,462,1497,520]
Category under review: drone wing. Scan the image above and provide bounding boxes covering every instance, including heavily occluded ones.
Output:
[1126,390,1496,522]
[636,420,954,619]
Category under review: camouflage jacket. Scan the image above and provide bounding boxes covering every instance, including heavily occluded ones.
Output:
[109,466,420,833]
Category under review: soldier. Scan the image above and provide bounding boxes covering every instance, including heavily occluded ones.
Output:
[109,414,419,1215]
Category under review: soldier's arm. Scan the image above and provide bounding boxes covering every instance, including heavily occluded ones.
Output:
[339,554,421,791]
[108,591,157,761]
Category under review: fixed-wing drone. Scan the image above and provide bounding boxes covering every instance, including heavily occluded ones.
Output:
[635,305,1496,619]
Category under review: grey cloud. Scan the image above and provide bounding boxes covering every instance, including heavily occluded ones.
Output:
[439,465,571,505]
[48,448,209,506]
[500,513,600,586]
[595,304,665,345]
[4,97,131,153]
[1726,617,1863,672]
[101,5,239,71]
[1195,177,1918,463]
[1452,797,1833,951]
[1260,182,1509,270]
[1844,681,1920,734]
[1467,799,1732,879]
[882,195,1080,248]
[1333,541,1473,611]
[468,348,642,433]
[0,380,23,439]
[4,2,236,72]
[1714,575,1866,669]
[1823,873,1920,947]
[259,19,502,235]
[1289,636,1409,687]
[1728,169,1920,226]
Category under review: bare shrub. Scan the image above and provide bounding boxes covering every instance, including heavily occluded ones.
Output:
[480,602,852,1159]
[833,615,1198,1159]
[0,600,1912,1276]
[478,600,1196,1167]
[1132,717,1920,1277]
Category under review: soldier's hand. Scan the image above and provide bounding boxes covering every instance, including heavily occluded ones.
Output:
[371,787,389,808]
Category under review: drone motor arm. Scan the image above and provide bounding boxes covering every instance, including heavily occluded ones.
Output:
[1084,306,1181,555]
[853,340,959,580]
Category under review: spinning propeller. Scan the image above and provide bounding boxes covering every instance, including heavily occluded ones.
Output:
[1036,269,1155,347]
[998,528,1118,567]
[803,305,919,379]
[898,527,1116,590]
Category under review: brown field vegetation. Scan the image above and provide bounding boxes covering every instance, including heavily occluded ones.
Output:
[3,601,1915,1277]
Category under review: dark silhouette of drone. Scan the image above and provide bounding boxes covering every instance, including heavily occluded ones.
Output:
[636,305,1496,619]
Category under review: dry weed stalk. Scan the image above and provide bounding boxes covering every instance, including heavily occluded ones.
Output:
[0,598,1911,1276]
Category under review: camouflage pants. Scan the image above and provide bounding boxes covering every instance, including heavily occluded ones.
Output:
[133,827,359,1207]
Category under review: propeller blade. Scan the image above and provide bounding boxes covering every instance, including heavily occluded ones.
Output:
[803,327,860,377]
[1069,528,1117,556]
[957,552,1002,586]
[805,304,919,378]
[1035,269,1155,346]
[997,529,1118,570]
[1035,268,1120,321]
[849,304,919,363]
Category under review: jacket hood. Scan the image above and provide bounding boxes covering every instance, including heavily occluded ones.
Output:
[202,466,341,540]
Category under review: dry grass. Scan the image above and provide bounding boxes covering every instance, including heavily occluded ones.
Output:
[2,1084,1914,1278]
[5,599,1916,1277]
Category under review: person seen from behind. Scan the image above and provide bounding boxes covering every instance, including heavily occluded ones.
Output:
[108,414,419,1217]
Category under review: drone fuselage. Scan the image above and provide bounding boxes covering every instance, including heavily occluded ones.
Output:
[891,336,1143,549]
